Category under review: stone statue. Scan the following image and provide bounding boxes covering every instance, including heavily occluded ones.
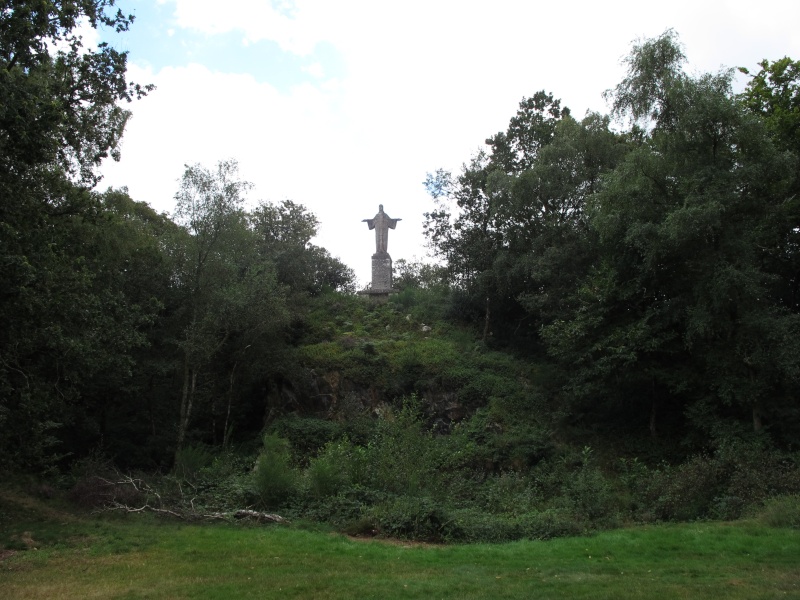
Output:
[362,204,401,255]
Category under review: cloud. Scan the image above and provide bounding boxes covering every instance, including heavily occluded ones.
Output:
[167,0,323,55]
[102,0,800,286]
[303,62,324,79]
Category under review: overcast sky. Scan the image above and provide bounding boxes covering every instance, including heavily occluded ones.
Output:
[96,0,800,286]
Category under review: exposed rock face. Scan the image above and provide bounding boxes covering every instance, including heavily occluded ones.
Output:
[262,368,468,428]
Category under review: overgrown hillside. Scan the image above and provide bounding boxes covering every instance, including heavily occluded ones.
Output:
[2,5,799,545]
[48,285,794,544]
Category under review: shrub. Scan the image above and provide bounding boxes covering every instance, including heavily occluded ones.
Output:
[438,507,585,544]
[363,398,447,496]
[642,455,722,521]
[69,474,143,510]
[630,440,800,522]
[447,508,522,543]
[522,508,586,540]
[369,496,457,542]
[269,416,344,459]
[253,434,298,509]
[301,486,387,530]
[560,462,618,523]
[308,438,369,499]
[473,471,539,513]
[756,495,800,528]
[194,452,257,511]
[174,444,213,483]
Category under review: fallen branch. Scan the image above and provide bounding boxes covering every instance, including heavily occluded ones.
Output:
[91,471,287,524]
[233,509,286,523]
[104,501,185,519]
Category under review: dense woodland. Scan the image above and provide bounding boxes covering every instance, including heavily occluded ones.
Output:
[2,2,800,541]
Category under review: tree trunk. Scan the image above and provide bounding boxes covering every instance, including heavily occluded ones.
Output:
[649,398,657,440]
[753,402,763,433]
[176,359,197,463]
[223,362,237,448]
[483,297,491,342]
[649,376,657,440]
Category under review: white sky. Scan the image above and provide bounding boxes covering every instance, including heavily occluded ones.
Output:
[97,0,800,286]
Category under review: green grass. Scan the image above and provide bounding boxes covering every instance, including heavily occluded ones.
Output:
[2,492,799,599]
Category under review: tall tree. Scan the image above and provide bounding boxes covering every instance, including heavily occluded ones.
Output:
[172,160,290,456]
[0,1,152,470]
[544,31,800,440]
[424,93,624,344]
[250,200,351,294]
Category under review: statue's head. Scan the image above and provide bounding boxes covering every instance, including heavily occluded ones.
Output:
[378,204,384,212]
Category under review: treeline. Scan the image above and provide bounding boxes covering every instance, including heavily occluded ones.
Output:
[0,3,353,472]
[424,31,800,448]
[2,1,799,485]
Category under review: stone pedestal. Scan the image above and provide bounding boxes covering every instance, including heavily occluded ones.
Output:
[371,252,392,291]
[358,252,395,303]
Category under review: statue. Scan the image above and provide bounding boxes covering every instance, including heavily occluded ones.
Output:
[362,204,401,255]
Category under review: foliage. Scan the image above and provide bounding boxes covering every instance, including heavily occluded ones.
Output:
[618,438,800,522]
[251,200,355,295]
[268,416,347,459]
[4,19,800,551]
[305,438,368,499]
[423,94,625,343]
[740,56,800,155]
[0,0,152,185]
[367,495,456,542]
[0,1,154,472]
[173,444,213,483]
[253,434,298,509]
[756,494,800,528]
[538,31,800,442]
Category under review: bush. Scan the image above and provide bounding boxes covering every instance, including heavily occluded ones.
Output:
[305,438,369,499]
[253,434,298,509]
[174,444,213,483]
[194,452,257,511]
[301,486,387,531]
[369,496,457,542]
[756,495,800,529]
[560,464,618,523]
[473,471,539,513]
[268,416,344,459]
[444,507,585,543]
[448,508,521,543]
[522,508,586,540]
[363,398,448,496]
[627,440,800,522]
[69,474,143,510]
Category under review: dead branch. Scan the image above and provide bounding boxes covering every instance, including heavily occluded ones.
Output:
[91,471,286,523]
[233,510,286,523]
[103,501,185,519]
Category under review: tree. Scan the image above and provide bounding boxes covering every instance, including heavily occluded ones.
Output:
[423,93,624,344]
[173,160,257,454]
[740,57,800,156]
[250,200,354,296]
[0,1,152,471]
[544,31,800,440]
[0,1,151,184]
[739,57,800,315]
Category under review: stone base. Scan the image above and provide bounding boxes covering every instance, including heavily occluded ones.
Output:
[371,252,393,290]
[357,289,394,304]
[357,252,396,303]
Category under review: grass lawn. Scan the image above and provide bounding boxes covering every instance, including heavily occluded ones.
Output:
[1,492,799,599]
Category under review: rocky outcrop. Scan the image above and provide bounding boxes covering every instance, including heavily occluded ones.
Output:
[262,368,468,429]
